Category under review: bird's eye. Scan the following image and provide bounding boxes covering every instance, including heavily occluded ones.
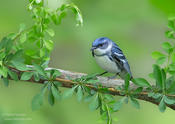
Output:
[99,44,103,47]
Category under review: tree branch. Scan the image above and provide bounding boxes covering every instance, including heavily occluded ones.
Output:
[8,66,175,111]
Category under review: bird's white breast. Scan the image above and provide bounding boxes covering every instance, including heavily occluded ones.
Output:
[94,55,120,73]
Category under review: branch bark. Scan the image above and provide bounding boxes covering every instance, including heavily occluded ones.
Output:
[8,66,175,111]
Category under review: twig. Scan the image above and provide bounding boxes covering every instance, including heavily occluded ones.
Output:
[8,66,175,110]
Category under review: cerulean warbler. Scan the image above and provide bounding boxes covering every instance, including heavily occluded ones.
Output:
[91,37,132,79]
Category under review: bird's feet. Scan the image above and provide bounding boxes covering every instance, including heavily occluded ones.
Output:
[96,71,108,77]
[107,75,117,80]
[107,73,119,80]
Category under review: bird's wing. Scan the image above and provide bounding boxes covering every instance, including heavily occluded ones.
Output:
[111,44,132,76]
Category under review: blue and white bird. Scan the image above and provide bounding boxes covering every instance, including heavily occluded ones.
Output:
[91,37,132,79]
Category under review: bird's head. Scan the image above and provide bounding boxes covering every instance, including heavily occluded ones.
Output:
[91,37,112,56]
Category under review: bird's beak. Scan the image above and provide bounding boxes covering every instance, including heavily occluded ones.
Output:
[90,47,97,51]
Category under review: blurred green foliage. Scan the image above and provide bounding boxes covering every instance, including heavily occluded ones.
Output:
[0,0,175,124]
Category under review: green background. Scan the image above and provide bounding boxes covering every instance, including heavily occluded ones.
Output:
[0,0,175,124]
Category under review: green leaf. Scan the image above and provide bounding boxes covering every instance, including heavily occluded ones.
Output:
[48,90,55,106]
[124,74,130,90]
[33,73,40,81]
[84,95,93,102]
[51,13,59,25]
[172,53,175,63]
[132,87,143,94]
[2,77,9,87]
[148,73,154,79]
[148,92,162,99]
[87,79,99,84]
[41,83,48,95]
[89,94,99,111]
[20,72,33,80]
[51,84,60,100]
[167,80,175,94]
[130,97,140,109]
[53,81,62,87]
[113,96,127,111]
[58,12,67,24]
[11,61,29,71]
[0,66,8,77]
[46,29,55,37]
[77,86,83,102]
[152,51,166,60]
[159,96,166,112]
[33,64,46,76]
[168,20,175,30]
[8,69,18,81]
[31,93,43,111]
[162,42,171,50]
[132,78,151,87]
[156,57,166,65]
[50,69,61,79]
[63,85,77,99]
[168,64,175,71]
[66,3,83,26]
[153,64,162,88]
[165,30,174,39]
[161,69,166,91]
[164,96,175,105]
[19,23,26,33]
[20,33,27,43]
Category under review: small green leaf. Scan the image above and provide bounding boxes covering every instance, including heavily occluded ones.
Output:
[66,3,83,26]
[130,97,140,109]
[19,23,26,33]
[132,87,143,94]
[20,33,27,43]
[113,97,127,111]
[77,86,83,102]
[89,94,99,110]
[159,96,166,112]
[87,79,99,84]
[0,66,8,78]
[148,73,154,79]
[41,83,48,95]
[153,64,162,88]
[51,84,60,100]
[11,61,29,71]
[156,57,166,65]
[172,53,175,63]
[132,78,151,87]
[152,51,165,60]
[161,69,166,91]
[165,30,174,39]
[148,93,162,99]
[2,77,9,87]
[84,95,93,102]
[20,72,33,80]
[8,69,18,81]
[51,69,61,79]
[124,74,130,90]
[162,42,171,50]
[167,80,175,94]
[33,73,40,81]
[31,93,43,111]
[33,64,46,76]
[48,90,55,106]
[46,29,55,37]
[168,20,175,30]
[164,96,175,105]
[63,85,77,99]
